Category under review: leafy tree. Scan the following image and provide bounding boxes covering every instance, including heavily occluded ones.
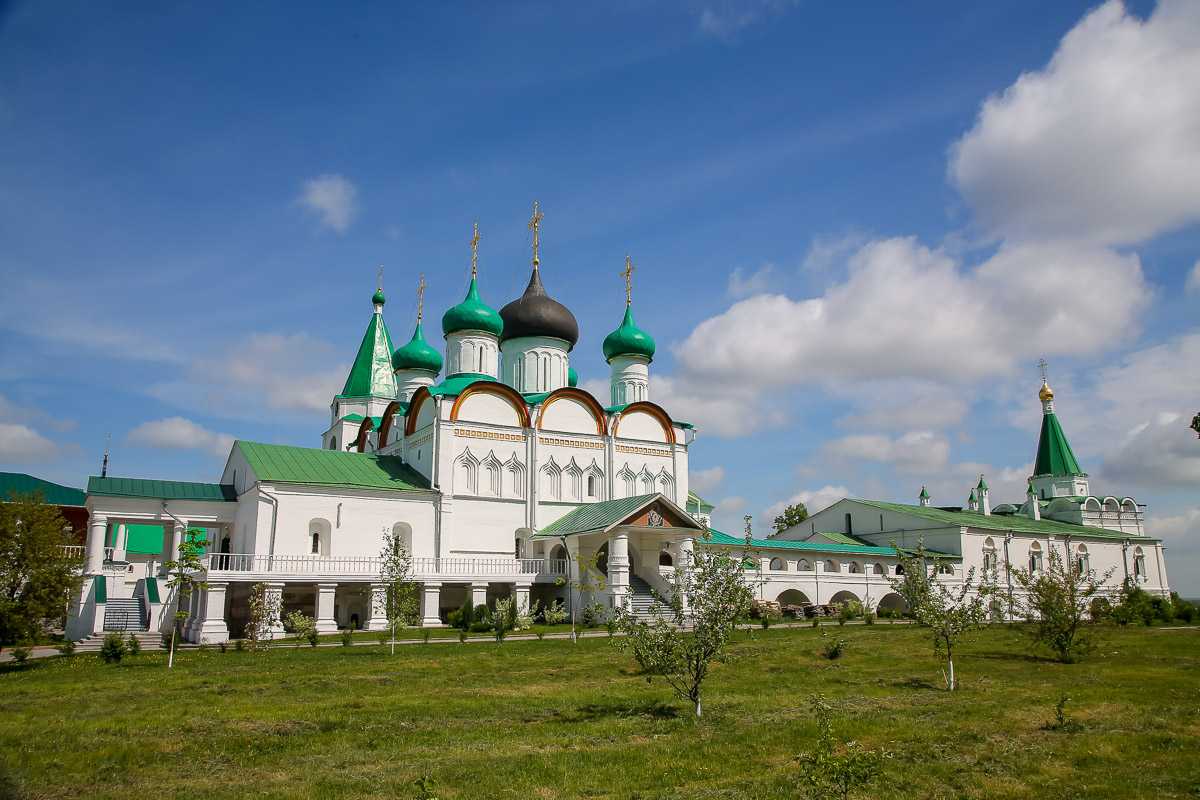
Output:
[1012,537,1114,663]
[616,530,754,717]
[773,503,809,534]
[0,493,81,651]
[244,582,281,650]
[379,529,419,655]
[284,610,316,648]
[889,544,991,691]
[795,696,886,800]
[163,534,206,669]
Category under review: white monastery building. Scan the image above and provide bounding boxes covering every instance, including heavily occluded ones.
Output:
[65,207,1171,642]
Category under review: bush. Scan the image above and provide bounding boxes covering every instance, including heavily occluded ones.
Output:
[126,635,141,656]
[377,632,390,647]
[422,628,432,644]
[458,630,467,643]
[811,618,819,629]
[10,645,31,664]
[581,603,605,628]
[864,612,875,626]
[100,633,126,664]
[820,633,846,660]
[1089,596,1113,622]
[446,608,464,630]
[1171,593,1197,623]
[234,638,247,652]
[57,640,75,656]
[306,628,320,648]
[341,629,354,647]
[543,600,568,626]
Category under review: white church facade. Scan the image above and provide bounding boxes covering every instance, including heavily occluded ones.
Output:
[65,208,1171,643]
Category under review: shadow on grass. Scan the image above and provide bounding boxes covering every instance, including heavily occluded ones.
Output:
[570,700,680,721]
[889,676,940,691]
[969,650,1058,665]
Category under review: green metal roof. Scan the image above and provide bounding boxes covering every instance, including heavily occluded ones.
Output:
[340,304,399,399]
[806,531,874,546]
[428,372,499,398]
[442,276,503,338]
[0,472,86,506]
[392,320,443,374]
[87,477,237,502]
[686,490,714,513]
[1034,411,1083,477]
[703,529,956,558]
[602,305,656,363]
[852,499,1155,542]
[536,493,704,537]
[236,441,431,493]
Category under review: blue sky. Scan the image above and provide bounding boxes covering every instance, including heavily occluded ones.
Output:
[2,1,1198,591]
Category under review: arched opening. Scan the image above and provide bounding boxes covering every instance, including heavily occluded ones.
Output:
[595,542,609,576]
[872,563,886,575]
[823,559,839,574]
[894,564,905,576]
[847,561,861,574]
[1133,547,1146,581]
[777,589,811,607]
[587,473,597,499]
[1103,497,1120,513]
[659,550,673,567]
[769,557,785,571]
[936,563,954,575]
[796,558,811,571]
[1121,498,1137,512]
[329,437,337,451]
[1075,544,1089,576]
[877,592,909,614]
[1028,542,1043,574]
[828,590,860,608]
[550,543,567,563]
[1084,497,1101,511]
[391,522,412,554]
[309,518,332,557]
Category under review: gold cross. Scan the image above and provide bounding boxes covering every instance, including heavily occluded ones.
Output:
[528,201,544,269]
[1038,357,1049,383]
[621,255,634,306]
[470,221,480,280]
[416,273,426,322]
[376,265,384,290]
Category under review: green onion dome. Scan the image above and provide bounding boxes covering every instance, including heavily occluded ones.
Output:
[392,321,443,374]
[372,288,387,306]
[442,277,503,337]
[602,306,656,363]
[568,366,579,387]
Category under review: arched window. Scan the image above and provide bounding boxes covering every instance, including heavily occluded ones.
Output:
[329,437,337,451]
[824,559,838,574]
[1028,542,1043,574]
[587,473,597,499]
[659,550,673,567]
[1075,544,1089,576]
[639,470,655,495]
[937,563,954,575]
[541,461,562,500]
[506,458,526,499]
[482,456,502,497]
[514,537,524,559]
[797,559,811,571]
[1103,498,1120,513]
[657,472,674,498]
[456,452,479,495]
[309,518,332,557]
[565,462,583,502]
[769,557,785,571]
[549,543,567,563]
[872,563,885,575]
[618,467,636,498]
[982,537,997,573]
[311,530,320,554]
[848,561,861,574]
[1133,547,1146,581]
[391,523,412,554]
[895,564,905,576]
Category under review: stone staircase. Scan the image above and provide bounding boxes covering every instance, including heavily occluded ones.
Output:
[103,584,149,633]
[627,574,665,619]
[74,631,163,653]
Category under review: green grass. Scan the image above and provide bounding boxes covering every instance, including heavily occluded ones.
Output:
[2,625,1198,799]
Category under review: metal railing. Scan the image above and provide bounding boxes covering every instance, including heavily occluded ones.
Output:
[202,553,570,578]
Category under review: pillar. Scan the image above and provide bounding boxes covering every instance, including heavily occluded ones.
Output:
[315,583,339,633]
[365,583,390,631]
[197,582,230,644]
[609,532,630,612]
[263,581,286,638]
[515,582,532,616]
[678,537,695,612]
[470,582,488,608]
[421,582,444,627]
[85,515,108,574]
[113,523,128,562]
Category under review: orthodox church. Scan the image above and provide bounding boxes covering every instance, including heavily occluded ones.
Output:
[65,205,1170,643]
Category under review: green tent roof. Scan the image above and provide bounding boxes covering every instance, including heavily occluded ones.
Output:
[0,472,86,506]
[536,494,704,537]
[852,499,1154,542]
[87,477,237,502]
[236,441,431,493]
[340,304,399,399]
[1034,411,1083,477]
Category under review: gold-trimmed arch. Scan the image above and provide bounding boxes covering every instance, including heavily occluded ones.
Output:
[376,400,405,449]
[612,400,676,444]
[354,416,376,453]
[534,387,606,436]
[404,387,434,437]
[449,382,532,428]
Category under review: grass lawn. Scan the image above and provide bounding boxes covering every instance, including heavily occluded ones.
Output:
[1,624,1198,799]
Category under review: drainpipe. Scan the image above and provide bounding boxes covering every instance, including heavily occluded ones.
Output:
[1003,531,1014,620]
[1121,539,1130,587]
[260,486,280,572]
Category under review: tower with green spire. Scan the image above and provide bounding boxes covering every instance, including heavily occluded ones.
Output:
[442,222,503,379]
[603,255,656,406]
[1029,369,1089,501]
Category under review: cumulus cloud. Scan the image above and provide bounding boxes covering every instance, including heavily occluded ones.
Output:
[0,423,58,462]
[824,430,950,474]
[1187,261,1200,293]
[689,466,725,495]
[835,382,969,432]
[127,417,235,458]
[1103,413,1200,490]
[652,373,788,438]
[299,174,358,233]
[727,264,776,298]
[765,485,851,522]
[697,0,798,41]
[950,0,1200,245]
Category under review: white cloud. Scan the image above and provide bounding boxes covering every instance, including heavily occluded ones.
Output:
[0,423,58,463]
[299,174,358,233]
[689,466,725,495]
[672,237,1148,390]
[1187,261,1200,293]
[727,264,776,298]
[765,485,851,522]
[824,430,950,474]
[127,417,235,459]
[802,231,867,276]
[697,0,798,41]
[1102,412,1200,490]
[836,381,969,431]
[950,0,1200,245]
[652,372,788,438]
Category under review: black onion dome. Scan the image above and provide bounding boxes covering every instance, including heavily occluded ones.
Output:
[499,268,579,349]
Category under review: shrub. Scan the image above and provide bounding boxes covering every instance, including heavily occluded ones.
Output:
[126,635,141,656]
[413,772,439,800]
[57,640,75,656]
[820,633,846,660]
[422,628,432,645]
[446,608,464,630]
[306,628,320,648]
[581,602,605,628]
[1171,593,1197,623]
[811,618,820,629]
[516,599,538,632]
[543,600,568,626]
[605,617,618,637]
[377,632,390,647]
[864,612,875,626]
[1089,596,1113,622]
[341,629,354,647]
[234,638,246,652]
[100,633,126,664]
[10,645,31,664]
[837,600,861,626]
[795,696,884,799]
[458,630,467,643]
[535,630,545,640]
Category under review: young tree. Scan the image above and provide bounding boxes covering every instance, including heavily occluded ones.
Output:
[244,581,281,651]
[795,695,886,800]
[773,503,809,534]
[616,529,754,717]
[553,540,606,643]
[889,544,990,691]
[1012,538,1114,663]
[379,529,419,655]
[0,493,81,652]
[163,533,207,669]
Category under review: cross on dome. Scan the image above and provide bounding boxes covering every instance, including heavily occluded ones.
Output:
[528,201,544,269]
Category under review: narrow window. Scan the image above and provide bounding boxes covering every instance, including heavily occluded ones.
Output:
[844,513,853,536]
[311,531,320,554]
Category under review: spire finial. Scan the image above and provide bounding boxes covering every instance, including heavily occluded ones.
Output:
[416,273,426,323]
[101,433,110,479]
[528,201,544,270]
[1038,357,1049,384]
[1037,357,1055,406]
[377,265,384,291]
[470,221,480,280]
[621,254,634,307]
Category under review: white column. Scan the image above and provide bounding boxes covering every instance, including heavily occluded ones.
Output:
[365,583,389,631]
[609,532,631,612]
[470,582,489,608]
[85,515,108,574]
[678,536,694,613]
[264,581,286,638]
[112,523,128,562]
[197,582,230,643]
[315,583,339,633]
[170,522,185,559]
[421,582,443,627]
[515,583,532,616]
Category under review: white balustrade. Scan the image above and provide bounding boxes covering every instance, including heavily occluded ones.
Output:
[201,553,569,579]
[61,545,85,560]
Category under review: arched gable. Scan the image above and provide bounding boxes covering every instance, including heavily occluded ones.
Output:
[377,400,405,448]
[612,401,675,444]
[535,388,606,435]
[450,383,531,428]
[404,387,435,437]
[354,416,375,453]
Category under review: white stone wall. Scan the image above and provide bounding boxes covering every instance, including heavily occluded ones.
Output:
[500,335,571,393]
[445,331,499,377]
